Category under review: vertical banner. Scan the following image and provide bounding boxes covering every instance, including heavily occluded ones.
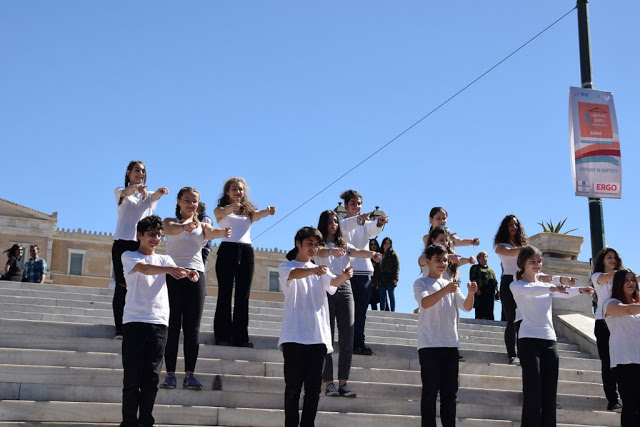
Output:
[569,87,622,198]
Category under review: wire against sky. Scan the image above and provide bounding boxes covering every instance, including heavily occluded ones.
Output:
[253,6,577,241]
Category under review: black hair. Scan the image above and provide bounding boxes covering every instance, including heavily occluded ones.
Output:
[592,247,623,274]
[425,244,447,260]
[427,206,447,233]
[124,160,146,187]
[369,238,380,252]
[516,245,542,280]
[3,244,23,261]
[197,201,206,214]
[340,189,362,205]
[381,237,393,252]
[494,214,528,247]
[317,210,346,248]
[136,215,164,235]
[294,226,324,245]
[611,269,639,304]
[425,226,458,277]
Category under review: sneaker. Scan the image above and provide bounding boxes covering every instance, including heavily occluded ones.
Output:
[338,383,357,398]
[232,341,254,348]
[113,333,123,340]
[325,383,339,397]
[159,375,176,389]
[607,401,622,412]
[353,345,373,356]
[508,357,519,365]
[458,354,465,362]
[183,374,202,390]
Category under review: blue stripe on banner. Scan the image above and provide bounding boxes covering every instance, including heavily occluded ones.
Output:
[575,156,620,166]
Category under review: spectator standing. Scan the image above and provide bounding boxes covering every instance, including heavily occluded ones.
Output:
[2,244,24,282]
[378,237,400,312]
[469,251,498,320]
[369,239,381,310]
[23,245,48,283]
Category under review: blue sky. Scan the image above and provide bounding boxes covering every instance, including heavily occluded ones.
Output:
[2,1,638,317]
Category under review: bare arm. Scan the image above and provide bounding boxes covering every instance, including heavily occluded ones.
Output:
[495,245,520,256]
[213,203,242,222]
[605,300,640,316]
[330,266,354,287]
[163,218,197,236]
[3,262,9,275]
[463,282,478,311]
[118,184,147,205]
[150,187,169,202]
[596,271,616,284]
[451,235,480,247]
[202,223,232,240]
[40,273,46,284]
[252,206,276,222]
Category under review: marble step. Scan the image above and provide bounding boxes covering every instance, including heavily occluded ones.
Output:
[0,361,606,397]
[0,399,618,426]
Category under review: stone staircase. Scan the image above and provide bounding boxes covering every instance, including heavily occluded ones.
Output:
[0,281,617,426]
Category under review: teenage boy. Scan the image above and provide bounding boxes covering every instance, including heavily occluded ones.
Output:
[278,226,353,427]
[414,244,477,427]
[339,189,388,355]
[120,215,199,427]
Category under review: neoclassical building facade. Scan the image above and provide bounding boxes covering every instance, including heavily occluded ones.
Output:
[0,198,286,302]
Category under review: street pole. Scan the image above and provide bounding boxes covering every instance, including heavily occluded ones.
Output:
[576,0,605,262]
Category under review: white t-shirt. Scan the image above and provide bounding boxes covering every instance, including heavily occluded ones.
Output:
[591,272,613,320]
[165,221,205,271]
[341,216,382,274]
[113,188,157,241]
[121,251,174,326]
[510,279,582,340]
[313,242,355,276]
[218,213,252,244]
[604,298,640,367]
[277,260,337,353]
[413,276,469,349]
[495,243,518,276]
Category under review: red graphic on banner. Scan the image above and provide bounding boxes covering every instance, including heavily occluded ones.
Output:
[578,102,613,139]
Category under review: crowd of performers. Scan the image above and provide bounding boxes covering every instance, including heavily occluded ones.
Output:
[99,159,639,427]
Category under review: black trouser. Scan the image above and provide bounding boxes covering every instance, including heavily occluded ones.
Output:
[121,322,167,427]
[282,343,326,427]
[500,275,518,358]
[351,274,372,348]
[595,319,619,404]
[474,289,495,320]
[518,338,558,427]
[214,242,254,345]
[419,347,459,427]
[164,272,206,373]
[112,239,140,334]
[615,364,640,426]
[323,282,354,383]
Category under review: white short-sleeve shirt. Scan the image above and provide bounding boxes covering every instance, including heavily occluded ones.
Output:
[113,188,157,241]
[604,298,640,367]
[277,260,337,353]
[121,251,174,326]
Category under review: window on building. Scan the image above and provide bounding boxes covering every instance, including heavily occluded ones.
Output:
[68,249,85,275]
[268,270,280,292]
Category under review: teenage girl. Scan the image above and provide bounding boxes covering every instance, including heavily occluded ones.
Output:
[419,226,475,280]
[159,187,231,390]
[493,214,528,364]
[369,239,381,310]
[591,247,623,411]
[314,210,382,398]
[378,237,400,312]
[422,207,479,249]
[213,177,276,347]
[112,160,168,338]
[604,269,640,426]
[510,246,593,427]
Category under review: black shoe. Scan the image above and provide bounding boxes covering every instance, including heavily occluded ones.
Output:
[233,341,254,348]
[216,340,231,346]
[607,401,622,411]
[458,354,465,362]
[353,345,373,355]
